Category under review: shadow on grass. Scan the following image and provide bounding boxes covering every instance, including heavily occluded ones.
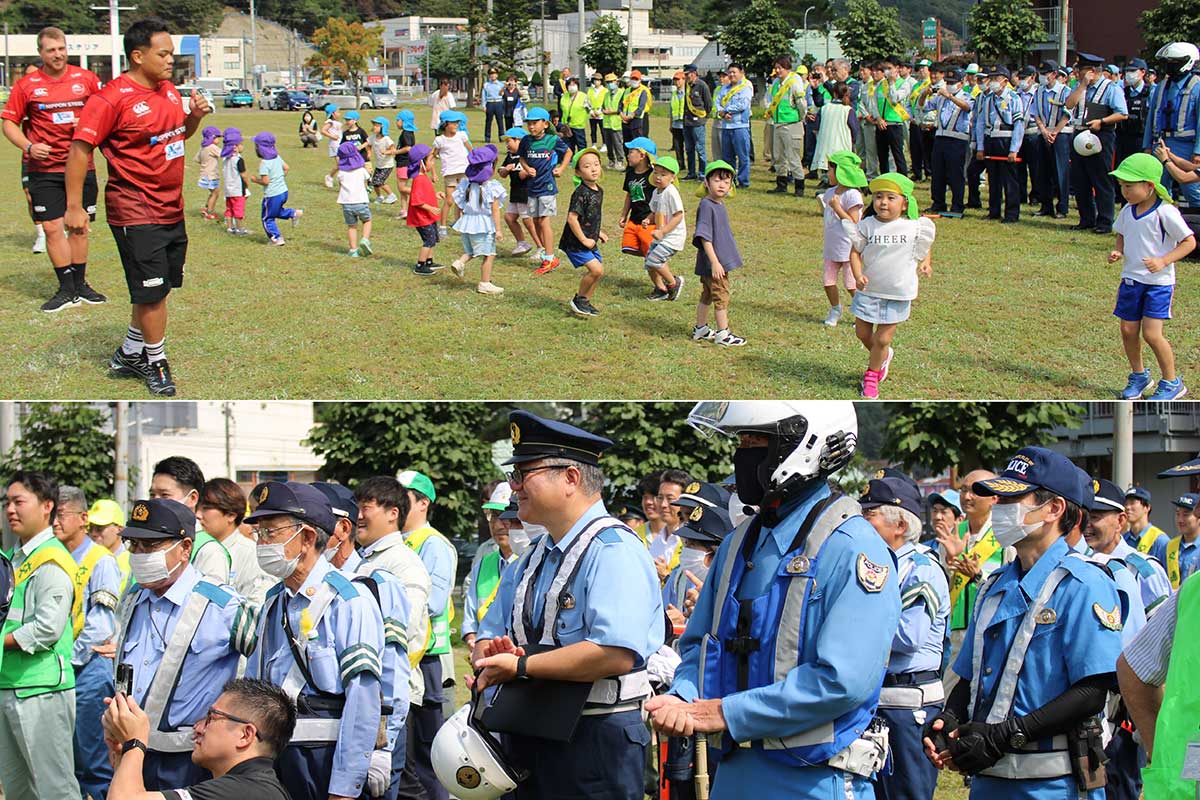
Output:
[940,350,1115,397]
[0,266,55,301]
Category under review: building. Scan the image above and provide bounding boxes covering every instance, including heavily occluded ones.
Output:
[0,33,246,85]
[1029,1,1158,64]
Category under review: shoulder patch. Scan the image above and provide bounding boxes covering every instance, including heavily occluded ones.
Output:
[324,570,358,600]
[1093,602,1123,631]
[1124,553,1156,578]
[909,550,932,568]
[192,579,235,608]
[597,529,625,545]
[857,552,889,593]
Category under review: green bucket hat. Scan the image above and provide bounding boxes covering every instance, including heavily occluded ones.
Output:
[869,172,920,219]
[570,147,603,186]
[1110,153,1172,204]
[397,469,437,502]
[827,150,868,188]
[704,160,734,178]
[654,155,680,174]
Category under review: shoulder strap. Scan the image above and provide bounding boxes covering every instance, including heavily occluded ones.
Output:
[540,515,627,646]
[143,585,214,751]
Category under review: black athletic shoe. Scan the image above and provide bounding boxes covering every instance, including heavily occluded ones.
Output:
[667,276,684,302]
[647,288,670,301]
[109,347,151,380]
[145,359,177,396]
[40,290,80,313]
[413,262,437,275]
[76,281,108,304]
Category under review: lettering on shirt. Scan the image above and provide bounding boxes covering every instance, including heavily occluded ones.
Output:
[866,233,910,246]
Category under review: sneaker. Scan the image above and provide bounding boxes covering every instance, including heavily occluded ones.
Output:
[145,359,177,396]
[373,196,383,204]
[413,262,437,275]
[32,231,46,253]
[291,209,303,227]
[357,238,373,256]
[40,290,80,313]
[599,143,607,153]
[861,368,881,399]
[880,346,895,382]
[533,256,560,275]
[200,210,218,220]
[1120,370,1151,400]
[667,277,684,301]
[451,257,467,278]
[511,241,533,256]
[691,324,717,341]
[647,288,670,301]
[1147,377,1188,401]
[477,281,504,295]
[348,249,360,257]
[109,347,150,380]
[324,174,334,188]
[269,236,286,246]
[569,296,599,317]
[529,249,547,263]
[233,228,251,236]
[823,305,842,327]
[713,329,747,347]
[382,194,398,205]
[438,225,448,239]
[77,281,107,304]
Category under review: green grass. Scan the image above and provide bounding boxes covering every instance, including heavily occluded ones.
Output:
[0,105,1192,400]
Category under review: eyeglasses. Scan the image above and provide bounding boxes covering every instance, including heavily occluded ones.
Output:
[505,464,569,486]
[252,521,303,542]
[202,706,266,741]
[122,538,181,554]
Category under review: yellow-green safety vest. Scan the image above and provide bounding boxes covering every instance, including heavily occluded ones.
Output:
[560,90,589,129]
[406,526,455,656]
[71,542,113,637]
[473,549,505,622]
[603,87,625,130]
[670,90,685,122]
[0,537,77,698]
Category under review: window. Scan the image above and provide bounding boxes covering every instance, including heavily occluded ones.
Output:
[224,46,239,55]
[224,61,240,70]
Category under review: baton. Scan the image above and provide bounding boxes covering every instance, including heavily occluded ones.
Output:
[694,733,710,800]
[984,155,1023,162]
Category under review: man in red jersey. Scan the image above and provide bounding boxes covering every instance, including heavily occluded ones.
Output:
[66,17,210,397]
[2,27,106,313]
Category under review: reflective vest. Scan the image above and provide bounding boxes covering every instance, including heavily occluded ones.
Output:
[1165,536,1196,590]
[622,84,651,117]
[0,537,77,698]
[698,494,878,766]
[71,542,114,637]
[473,549,504,622]
[559,91,589,129]
[113,548,132,596]
[191,530,231,573]
[603,87,625,130]
[1148,74,1200,139]
[909,78,931,117]
[670,90,685,122]
[587,85,608,118]
[1142,576,1199,800]
[405,526,455,656]
[877,79,910,123]
[765,74,801,124]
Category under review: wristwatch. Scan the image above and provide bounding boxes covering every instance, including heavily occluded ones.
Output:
[515,655,529,680]
[121,738,148,755]
[1007,726,1028,751]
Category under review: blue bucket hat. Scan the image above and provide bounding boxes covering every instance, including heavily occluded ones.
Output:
[503,126,527,139]
[525,106,551,122]
[324,103,338,116]
[344,109,360,121]
[372,116,390,136]
[396,109,417,132]
[626,136,658,158]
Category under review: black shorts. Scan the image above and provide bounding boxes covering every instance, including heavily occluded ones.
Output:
[110,221,187,304]
[20,162,28,185]
[27,170,97,222]
[416,223,439,248]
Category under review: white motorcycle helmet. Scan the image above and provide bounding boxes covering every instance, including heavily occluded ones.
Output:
[1156,42,1199,75]
[1073,130,1101,157]
[431,700,526,800]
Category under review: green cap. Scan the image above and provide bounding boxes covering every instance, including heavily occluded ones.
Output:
[571,147,602,170]
[828,150,868,188]
[654,155,680,174]
[397,469,436,502]
[1110,153,1172,203]
[869,172,920,219]
[705,159,734,177]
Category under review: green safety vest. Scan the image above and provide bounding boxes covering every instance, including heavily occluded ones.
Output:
[191,530,231,574]
[406,526,455,656]
[113,548,132,596]
[603,87,625,130]
[587,85,608,116]
[766,73,802,124]
[1142,576,1200,800]
[877,78,909,123]
[0,537,77,698]
[559,91,589,129]
[670,90,685,122]
[473,549,504,622]
[949,519,1002,631]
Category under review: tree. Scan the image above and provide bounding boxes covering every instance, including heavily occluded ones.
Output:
[835,0,909,64]
[967,0,1044,64]
[486,4,536,78]
[578,14,627,76]
[306,403,502,540]
[1139,0,1200,55]
[1,405,115,500]
[427,34,473,81]
[306,17,382,102]
[4,0,103,34]
[881,403,1084,477]
[719,0,794,81]
[133,0,224,35]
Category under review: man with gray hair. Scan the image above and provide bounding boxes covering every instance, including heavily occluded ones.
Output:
[861,475,949,800]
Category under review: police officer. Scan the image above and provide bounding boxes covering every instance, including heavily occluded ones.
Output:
[662,481,732,618]
[858,476,948,800]
[1014,66,1041,206]
[922,67,974,215]
[472,410,664,799]
[973,66,1025,223]
[462,495,525,650]
[1116,59,1150,180]
[243,481,385,800]
[1167,493,1200,590]
[1033,61,1072,219]
[1122,486,1170,563]
[113,498,257,790]
[151,455,231,583]
[923,447,1123,800]
[1143,43,1200,206]
[649,402,900,799]
[1066,53,1128,235]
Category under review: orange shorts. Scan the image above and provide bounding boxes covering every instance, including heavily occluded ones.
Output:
[621,220,656,256]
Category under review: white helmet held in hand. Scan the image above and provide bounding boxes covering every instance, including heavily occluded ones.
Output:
[1156,42,1199,75]
[1073,130,1101,157]
[431,702,525,800]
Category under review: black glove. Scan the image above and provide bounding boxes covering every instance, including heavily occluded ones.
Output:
[948,718,1024,775]
[921,709,960,755]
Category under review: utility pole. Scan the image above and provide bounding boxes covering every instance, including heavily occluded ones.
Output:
[114,402,129,510]
[92,0,137,81]
[223,402,234,477]
[1112,402,1134,493]
[541,0,549,100]
[626,3,633,74]
[1057,0,1069,69]
[4,23,9,88]
[250,0,258,91]
[578,0,586,78]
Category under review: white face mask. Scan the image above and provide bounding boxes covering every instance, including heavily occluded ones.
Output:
[129,541,183,585]
[1125,72,1141,87]
[991,500,1049,548]
[678,547,709,582]
[988,81,1003,93]
[727,492,753,529]
[607,82,617,90]
[631,79,641,87]
[257,527,304,579]
[1038,74,1049,86]
[520,521,550,544]
[1019,79,1033,92]
[508,527,531,557]
[568,86,578,95]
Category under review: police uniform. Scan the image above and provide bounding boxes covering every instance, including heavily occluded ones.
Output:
[661,482,732,612]
[1033,63,1073,218]
[113,499,257,791]
[1015,67,1042,206]
[1167,493,1200,590]
[924,69,974,214]
[477,411,664,799]
[973,67,1025,223]
[1142,61,1200,206]
[1115,59,1150,185]
[243,483,386,800]
[1121,486,1170,564]
[1070,54,1128,234]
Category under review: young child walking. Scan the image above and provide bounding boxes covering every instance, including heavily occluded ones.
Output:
[559,148,608,317]
[195,126,221,220]
[498,126,540,256]
[434,110,473,237]
[819,150,867,326]
[691,160,746,346]
[519,107,572,273]
[450,144,508,295]
[621,136,659,295]
[368,116,399,205]
[393,110,418,218]
[1108,153,1196,400]
[407,143,446,275]
[645,155,686,301]
[846,172,936,399]
[335,141,373,258]
[322,104,343,188]
[220,127,251,236]
[249,132,300,246]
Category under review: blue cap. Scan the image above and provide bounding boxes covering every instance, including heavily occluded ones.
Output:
[1076,52,1105,67]
[244,481,338,535]
[525,106,551,122]
[974,446,1089,508]
[1125,486,1152,505]
[395,109,417,132]
[324,103,338,115]
[1038,60,1059,74]
[1018,65,1036,78]
[121,498,195,540]
[677,502,733,545]
[499,496,522,521]
[344,109,360,120]
[625,136,658,156]
[503,126,527,139]
[928,489,963,514]
[672,480,731,512]
[1128,58,1148,72]
[1088,478,1125,513]
[311,481,358,522]
[1105,64,1121,75]
[438,110,458,127]
[503,410,613,466]
[859,477,924,517]
[870,466,919,490]
[986,64,1011,78]
[1173,493,1199,511]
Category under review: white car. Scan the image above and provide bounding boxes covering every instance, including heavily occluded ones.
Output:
[176,85,216,115]
[258,85,286,109]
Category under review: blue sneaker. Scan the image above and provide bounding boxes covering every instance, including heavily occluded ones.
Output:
[1119,370,1151,399]
[1146,377,1188,401]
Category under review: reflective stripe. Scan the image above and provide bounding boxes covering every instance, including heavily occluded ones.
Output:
[586,670,651,705]
[291,717,342,743]
[967,575,1003,723]
[877,680,945,709]
[761,722,836,749]
[980,749,1072,780]
[1148,75,1199,138]
[581,701,641,716]
[773,573,813,681]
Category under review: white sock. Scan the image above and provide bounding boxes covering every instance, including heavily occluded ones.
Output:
[35,223,44,236]
[121,326,144,355]
[144,338,166,364]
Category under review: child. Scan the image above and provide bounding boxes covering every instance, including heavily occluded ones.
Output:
[519,107,572,274]
[811,82,859,185]
[1108,153,1196,400]
[220,127,251,236]
[621,137,659,294]
[335,141,373,258]
[195,126,221,220]
[819,150,867,326]
[434,110,473,237]
[341,110,370,161]
[498,126,540,256]
[407,143,446,275]
[249,132,301,246]
[559,148,608,317]
[691,160,746,346]
[451,144,508,295]
[645,155,686,301]
[845,172,936,399]
[321,104,343,188]
[393,110,418,218]
[550,107,572,142]
[368,116,399,204]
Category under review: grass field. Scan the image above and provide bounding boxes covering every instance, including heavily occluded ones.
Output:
[0,104,1193,400]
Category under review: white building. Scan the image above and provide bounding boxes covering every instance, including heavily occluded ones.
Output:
[0,33,246,85]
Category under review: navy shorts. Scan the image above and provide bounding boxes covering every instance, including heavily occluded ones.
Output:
[415,223,439,248]
[1114,278,1173,321]
[564,247,602,268]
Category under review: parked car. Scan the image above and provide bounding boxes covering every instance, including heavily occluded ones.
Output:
[272,89,313,111]
[176,85,216,115]
[319,91,375,110]
[366,85,397,108]
[223,87,254,107]
[258,85,286,109]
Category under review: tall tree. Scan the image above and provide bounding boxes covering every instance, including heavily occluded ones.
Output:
[133,0,225,35]
[0,405,115,500]
[967,0,1044,64]
[486,3,536,78]
[306,17,382,102]
[1139,0,1200,55]
[578,14,627,76]
[719,0,794,81]
[427,34,473,80]
[4,0,103,34]
[835,0,910,64]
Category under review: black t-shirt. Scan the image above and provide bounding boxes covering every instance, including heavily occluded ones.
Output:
[161,757,290,800]
[396,130,416,169]
[559,182,604,251]
[623,166,653,224]
[503,152,529,203]
[341,126,369,154]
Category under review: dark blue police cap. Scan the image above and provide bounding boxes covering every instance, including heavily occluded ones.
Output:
[945,68,965,82]
[1173,493,1199,511]
[1076,53,1105,67]
[672,480,731,511]
[503,410,613,466]
[1038,60,1059,74]
[974,447,1089,508]
[870,466,919,491]
[1127,58,1148,71]
[1088,478,1125,513]
[121,498,195,540]
[499,496,521,521]
[677,502,733,545]
[1018,65,1036,78]
[859,477,924,517]
[311,481,357,522]
[987,64,1011,78]
[244,481,337,534]
[1158,455,1200,478]
[1125,485,1152,505]
[683,64,698,74]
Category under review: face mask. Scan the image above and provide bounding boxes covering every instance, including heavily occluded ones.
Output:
[508,527,531,557]
[1038,74,1049,86]
[631,79,641,87]
[520,521,550,544]
[1125,73,1141,87]
[991,500,1049,548]
[678,547,709,582]
[607,82,617,90]
[733,446,770,506]
[257,528,304,579]
[988,81,1003,93]
[1019,79,1033,92]
[130,541,183,585]
[568,86,578,95]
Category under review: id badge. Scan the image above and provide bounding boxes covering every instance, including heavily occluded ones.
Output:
[51,110,76,124]
[1182,740,1200,780]
[164,140,185,160]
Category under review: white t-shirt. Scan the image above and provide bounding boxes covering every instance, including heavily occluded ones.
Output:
[648,530,680,563]
[324,118,343,157]
[434,131,471,176]
[1113,199,1192,286]
[370,134,396,169]
[845,215,936,301]
[337,166,371,205]
[821,186,864,262]
[649,183,687,251]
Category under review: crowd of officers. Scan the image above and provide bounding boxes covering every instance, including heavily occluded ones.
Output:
[1,403,1199,800]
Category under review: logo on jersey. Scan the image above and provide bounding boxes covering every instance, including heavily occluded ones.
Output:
[32,87,48,98]
[132,101,151,117]
[72,83,85,95]
[167,91,180,105]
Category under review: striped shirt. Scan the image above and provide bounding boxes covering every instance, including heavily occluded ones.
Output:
[1122,590,1178,686]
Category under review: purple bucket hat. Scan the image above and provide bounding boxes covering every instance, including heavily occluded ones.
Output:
[220,127,242,158]
[465,143,498,183]
[407,143,433,178]
[253,131,278,160]
[201,125,220,147]
[337,140,365,171]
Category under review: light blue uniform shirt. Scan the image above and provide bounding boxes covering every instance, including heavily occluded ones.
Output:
[1144,77,1200,152]
[721,81,752,129]
[925,91,974,137]
[953,537,1123,800]
[712,84,729,130]
[482,79,504,104]
[888,542,950,675]
[246,557,383,799]
[405,527,455,621]
[1177,537,1200,584]
[479,499,664,663]
[461,548,513,640]
[71,537,121,667]
[361,565,412,751]
[972,88,1025,152]
[1069,537,1146,643]
[669,484,901,799]
[1123,524,1170,565]
[121,563,245,730]
[1109,539,1172,615]
[1084,77,1128,118]
[1034,82,1071,130]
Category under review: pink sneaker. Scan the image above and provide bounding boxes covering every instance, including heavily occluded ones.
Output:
[861,369,881,399]
[880,347,895,382]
